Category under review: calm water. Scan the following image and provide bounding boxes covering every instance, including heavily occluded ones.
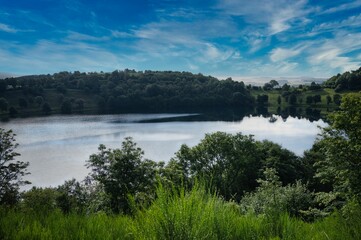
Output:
[1,113,327,189]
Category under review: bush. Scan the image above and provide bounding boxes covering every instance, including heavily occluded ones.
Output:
[240,168,314,219]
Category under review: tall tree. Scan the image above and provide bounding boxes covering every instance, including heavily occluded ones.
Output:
[0,128,30,205]
[315,93,361,200]
[86,138,160,213]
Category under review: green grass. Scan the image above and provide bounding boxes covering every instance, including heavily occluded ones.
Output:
[1,88,100,119]
[250,88,343,117]
[1,185,361,239]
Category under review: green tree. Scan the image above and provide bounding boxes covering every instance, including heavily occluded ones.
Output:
[306,96,313,104]
[316,93,361,200]
[277,95,281,105]
[333,94,342,105]
[173,132,305,202]
[18,97,28,108]
[313,95,321,104]
[42,102,52,114]
[9,106,18,117]
[61,99,72,114]
[0,79,6,92]
[289,94,297,105]
[326,95,332,105]
[56,179,86,214]
[173,132,262,201]
[0,97,8,112]
[86,138,160,213]
[0,129,30,205]
[75,98,85,112]
[240,168,314,218]
[34,96,44,106]
[21,187,59,214]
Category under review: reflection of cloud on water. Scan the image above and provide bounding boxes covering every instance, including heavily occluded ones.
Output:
[128,132,193,142]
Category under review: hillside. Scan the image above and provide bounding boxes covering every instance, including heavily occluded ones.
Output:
[323,67,361,91]
[0,70,254,118]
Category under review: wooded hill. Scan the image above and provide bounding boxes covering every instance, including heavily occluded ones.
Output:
[0,67,360,119]
[323,67,361,91]
[0,70,254,117]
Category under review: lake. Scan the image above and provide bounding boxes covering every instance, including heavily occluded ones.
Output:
[1,113,327,189]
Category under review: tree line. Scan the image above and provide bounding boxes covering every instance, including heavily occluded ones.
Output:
[323,67,361,92]
[0,70,254,118]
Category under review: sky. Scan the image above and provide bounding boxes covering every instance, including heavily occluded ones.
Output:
[0,0,360,79]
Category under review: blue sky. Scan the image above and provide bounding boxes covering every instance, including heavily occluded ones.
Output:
[0,0,360,79]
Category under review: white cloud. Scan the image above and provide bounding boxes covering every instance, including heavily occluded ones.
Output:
[0,40,125,75]
[217,0,311,35]
[270,47,301,62]
[312,13,361,34]
[306,32,361,73]
[0,23,18,33]
[66,31,110,42]
[321,0,361,14]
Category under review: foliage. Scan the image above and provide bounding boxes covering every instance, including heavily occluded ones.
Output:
[240,168,314,219]
[86,138,161,213]
[21,187,60,214]
[1,185,361,239]
[315,93,361,201]
[0,98,8,112]
[1,70,254,117]
[0,128,30,205]
[42,102,52,114]
[172,132,306,202]
[324,67,361,91]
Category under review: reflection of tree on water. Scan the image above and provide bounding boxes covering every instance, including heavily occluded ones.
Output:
[141,106,325,123]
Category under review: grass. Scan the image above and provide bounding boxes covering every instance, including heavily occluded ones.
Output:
[1,185,361,239]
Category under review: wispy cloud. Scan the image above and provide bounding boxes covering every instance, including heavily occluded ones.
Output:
[306,32,361,73]
[321,0,361,14]
[0,1,360,77]
[270,47,302,62]
[216,0,311,35]
[0,39,125,75]
[311,13,361,34]
[0,23,18,33]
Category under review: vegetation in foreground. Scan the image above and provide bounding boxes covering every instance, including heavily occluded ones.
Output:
[1,91,361,238]
[1,185,361,240]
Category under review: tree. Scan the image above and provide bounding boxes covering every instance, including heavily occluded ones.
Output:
[240,168,313,218]
[0,80,7,92]
[306,96,313,104]
[0,128,30,205]
[0,97,8,112]
[18,97,28,108]
[277,96,281,105]
[315,93,361,201]
[333,94,342,105]
[75,98,85,112]
[9,106,18,117]
[61,99,72,114]
[42,102,52,114]
[173,132,262,201]
[173,132,305,202]
[86,137,160,213]
[34,96,44,106]
[289,94,297,105]
[313,95,321,104]
[326,95,332,105]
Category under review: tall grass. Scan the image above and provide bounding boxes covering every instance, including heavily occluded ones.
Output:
[1,185,360,239]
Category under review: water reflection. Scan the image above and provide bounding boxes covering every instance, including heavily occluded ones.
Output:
[1,112,327,189]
